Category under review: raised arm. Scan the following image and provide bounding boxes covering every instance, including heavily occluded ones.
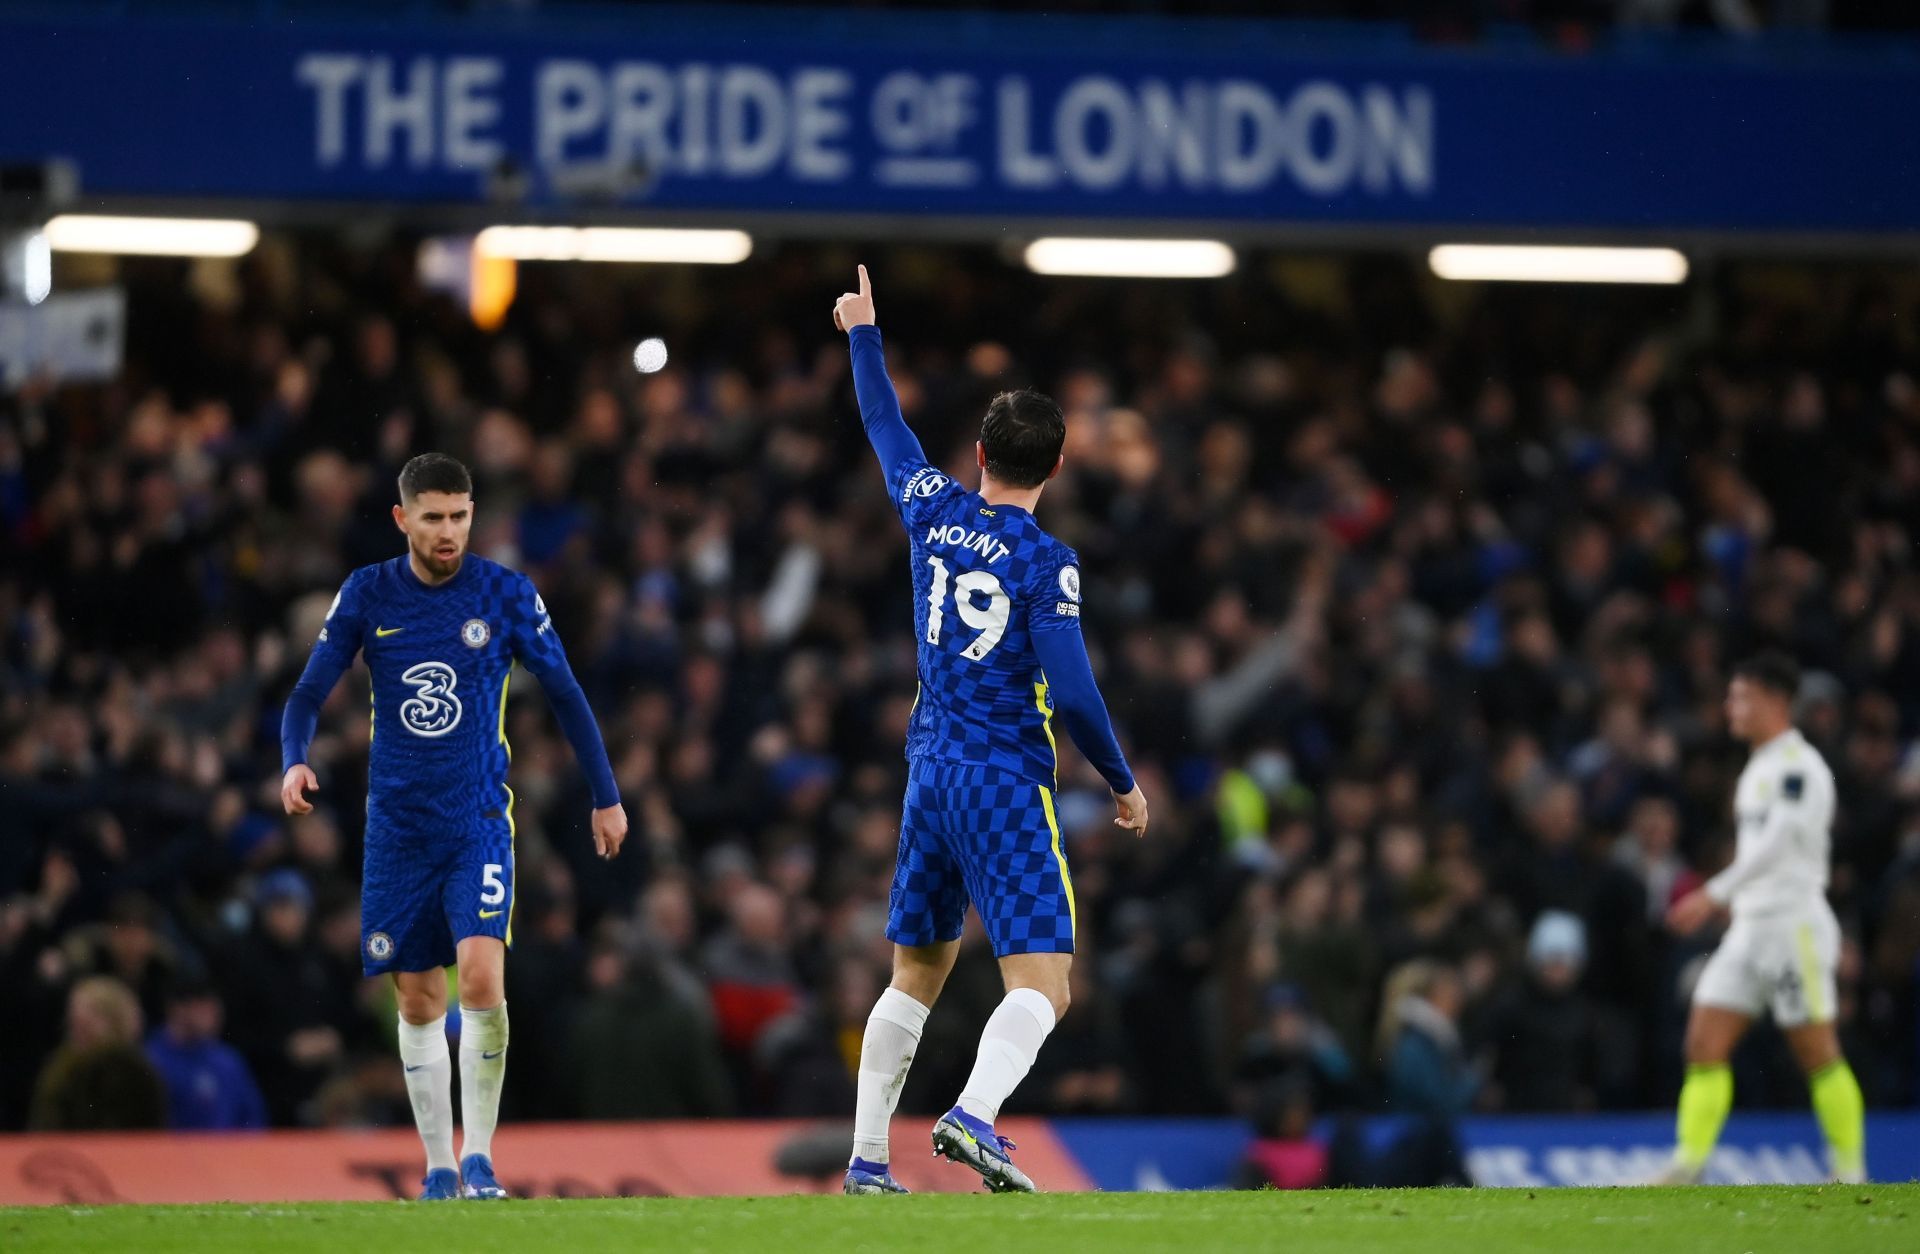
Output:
[280,575,367,814]
[835,265,929,500]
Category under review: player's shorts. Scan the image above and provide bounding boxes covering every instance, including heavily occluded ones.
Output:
[1692,903,1839,1027]
[887,760,1076,957]
[360,813,515,977]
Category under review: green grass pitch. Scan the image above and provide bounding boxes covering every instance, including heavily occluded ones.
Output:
[4,1186,1915,1253]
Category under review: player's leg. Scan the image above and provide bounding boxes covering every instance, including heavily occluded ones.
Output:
[932,773,1074,1193]
[366,838,460,1199]
[848,776,965,1194]
[1663,1004,1749,1182]
[455,936,509,1198]
[957,949,1069,1124]
[1777,916,1865,1183]
[1783,1021,1866,1183]
[392,967,459,1200]
[448,833,513,1200]
[1659,927,1767,1183]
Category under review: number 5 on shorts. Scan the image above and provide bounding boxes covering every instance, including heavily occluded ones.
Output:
[481,863,506,906]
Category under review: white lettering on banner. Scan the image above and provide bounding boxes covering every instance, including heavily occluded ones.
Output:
[1469,1142,1826,1187]
[608,62,674,173]
[1137,81,1210,189]
[443,57,504,169]
[791,68,853,180]
[537,59,605,168]
[295,52,1434,199]
[680,65,712,174]
[296,54,362,167]
[718,66,785,177]
[364,56,437,169]
[998,78,1057,189]
[1216,79,1284,190]
[1054,76,1136,191]
[1363,84,1432,192]
[1005,75,1434,197]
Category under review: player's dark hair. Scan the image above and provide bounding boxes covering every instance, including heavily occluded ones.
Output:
[397,452,472,503]
[980,389,1065,489]
[1733,650,1801,700]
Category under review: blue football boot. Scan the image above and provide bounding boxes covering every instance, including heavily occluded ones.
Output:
[931,1106,1036,1193]
[460,1154,510,1200]
[417,1168,460,1201]
[843,1156,911,1195]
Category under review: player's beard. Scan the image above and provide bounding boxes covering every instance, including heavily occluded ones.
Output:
[413,535,466,581]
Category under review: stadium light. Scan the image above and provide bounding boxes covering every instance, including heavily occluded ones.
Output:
[43,215,260,258]
[474,226,752,265]
[1022,237,1236,279]
[1428,244,1689,285]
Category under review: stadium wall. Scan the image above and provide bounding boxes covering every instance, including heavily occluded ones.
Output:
[3,1113,1915,1203]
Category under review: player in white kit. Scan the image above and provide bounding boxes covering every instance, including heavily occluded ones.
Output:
[1657,652,1866,1184]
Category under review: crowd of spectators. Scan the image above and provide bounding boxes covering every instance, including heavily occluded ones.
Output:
[3,239,1919,1143]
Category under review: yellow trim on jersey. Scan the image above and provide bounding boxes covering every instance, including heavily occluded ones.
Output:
[502,782,518,948]
[1034,678,1058,783]
[499,671,517,946]
[1796,923,1827,1022]
[498,671,512,762]
[1038,784,1076,940]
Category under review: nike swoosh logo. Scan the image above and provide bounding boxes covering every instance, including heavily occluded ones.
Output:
[482,1050,504,1060]
[478,910,503,919]
[405,1064,426,1073]
[375,626,404,637]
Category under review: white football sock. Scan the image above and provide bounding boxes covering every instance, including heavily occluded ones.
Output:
[458,1002,509,1163]
[956,987,1056,1124]
[851,988,931,1165]
[397,1014,456,1172]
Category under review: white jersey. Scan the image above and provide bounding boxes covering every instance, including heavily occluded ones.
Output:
[1705,727,1834,919]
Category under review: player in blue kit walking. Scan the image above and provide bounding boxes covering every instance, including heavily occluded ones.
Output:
[832,267,1149,1195]
[278,453,626,1201]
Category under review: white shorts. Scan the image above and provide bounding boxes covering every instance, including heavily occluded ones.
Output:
[1693,905,1839,1027]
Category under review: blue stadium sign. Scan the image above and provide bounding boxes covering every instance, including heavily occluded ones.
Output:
[1,12,1917,235]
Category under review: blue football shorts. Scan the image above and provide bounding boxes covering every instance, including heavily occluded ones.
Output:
[359,814,514,976]
[887,760,1076,957]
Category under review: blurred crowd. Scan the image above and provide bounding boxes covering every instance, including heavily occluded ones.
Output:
[3,240,1920,1146]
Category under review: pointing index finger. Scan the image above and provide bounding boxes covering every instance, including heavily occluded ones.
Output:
[857,264,870,297]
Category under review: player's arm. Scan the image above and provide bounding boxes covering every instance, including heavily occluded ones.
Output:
[834,265,930,502]
[1028,567,1147,835]
[1669,768,1816,932]
[279,573,368,815]
[508,579,627,859]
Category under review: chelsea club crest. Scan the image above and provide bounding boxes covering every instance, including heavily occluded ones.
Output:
[366,932,394,961]
[462,618,491,648]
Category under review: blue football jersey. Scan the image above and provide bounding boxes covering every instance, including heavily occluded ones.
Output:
[892,461,1083,789]
[305,555,566,845]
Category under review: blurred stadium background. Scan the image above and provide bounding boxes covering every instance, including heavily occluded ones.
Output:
[3,0,1920,1204]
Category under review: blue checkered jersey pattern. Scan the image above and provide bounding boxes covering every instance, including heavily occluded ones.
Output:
[848,325,1133,795]
[898,476,1079,789]
[281,555,597,847]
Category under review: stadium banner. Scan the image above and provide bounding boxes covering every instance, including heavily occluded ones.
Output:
[1052,1112,1920,1191]
[1,12,1917,233]
[0,1117,1088,1205]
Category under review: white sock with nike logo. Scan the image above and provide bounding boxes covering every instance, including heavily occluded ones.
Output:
[458,1002,508,1163]
[397,1014,456,1172]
